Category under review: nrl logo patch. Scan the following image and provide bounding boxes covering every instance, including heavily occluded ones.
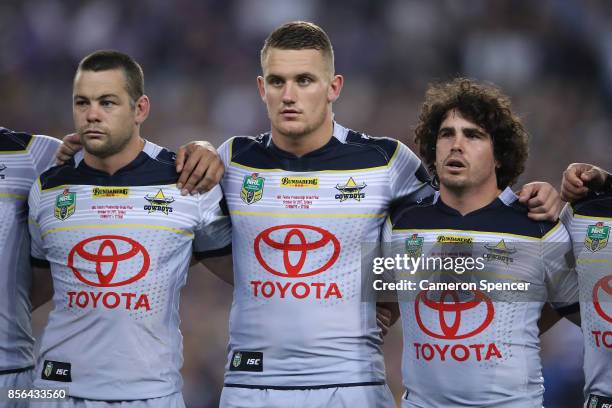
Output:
[405,234,424,258]
[54,189,76,221]
[334,177,366,202]
[144,189,174,215]
[241,173,265,204]
[585,222,609,252]
[484,239,517,264]
[232,352,242,368]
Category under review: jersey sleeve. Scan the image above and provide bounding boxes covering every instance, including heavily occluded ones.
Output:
[388,141,434,202]
[192,184,232,259]
[29,135,61,175]
[380,217,402,281]
[28,179,46,262]
[559,202,574,229]
[217,137,234,168]
[542,221,579,312]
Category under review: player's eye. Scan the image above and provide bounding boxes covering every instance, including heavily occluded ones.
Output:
[267,77,283,87]
[465,130,486,139]
[297,76,313,86]
[101,100,116,107]
[74,100,88,107]
[438,130,453,138]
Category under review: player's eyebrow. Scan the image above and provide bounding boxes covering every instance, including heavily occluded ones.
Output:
[463,127,487,137]
[437,126,455,135]
[265,74,284,82]
[96,93,120,100]
[73,93,120,100]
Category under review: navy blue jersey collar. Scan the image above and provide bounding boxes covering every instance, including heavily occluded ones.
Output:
[76,150,150,177]
[268,135,340,160]
[434,187,516,217]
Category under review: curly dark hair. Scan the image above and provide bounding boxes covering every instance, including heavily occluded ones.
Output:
[414,78,529,189]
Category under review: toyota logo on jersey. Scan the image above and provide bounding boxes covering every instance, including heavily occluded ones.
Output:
[251,225,342,300]
[591,275,612,349]
[415,290,494,339]
[66,235,151,311]
[68,235,150,287]
[412,290,501,362]
[593,275,612,323]
[254,224,340,278]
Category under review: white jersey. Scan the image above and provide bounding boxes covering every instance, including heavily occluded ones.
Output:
[28,141,231,400]
[560,193,612,403]
[219,122,433,388]
[384,188,579,408]
[0,128,59,372]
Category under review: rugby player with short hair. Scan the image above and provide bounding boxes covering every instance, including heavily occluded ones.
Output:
[28,50,231,407]
[383,78,580,407]
[0,127,60,407]
[560,163,611,408]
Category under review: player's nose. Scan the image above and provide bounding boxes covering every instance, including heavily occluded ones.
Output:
[85,104,102,122]
[451,133,465,152]
[281,82,297,103]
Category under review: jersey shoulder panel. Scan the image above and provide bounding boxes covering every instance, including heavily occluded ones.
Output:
[391,194,557,239]
[228,134,270,167]
[0,128,33,152]
[390,194,436,227]
[506,200,559,238]
[227,129,401,172]
[39,145,178,190]
[570,191,612,218]
[344,130,399,165]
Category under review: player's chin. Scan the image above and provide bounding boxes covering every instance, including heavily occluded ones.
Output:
[82,140,109,156]
[439,175,467,189]
[277,122,307,138]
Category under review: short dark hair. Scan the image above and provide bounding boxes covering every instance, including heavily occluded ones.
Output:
[77,50,144,103]
[414,78,529,189]
[260,21,334,73]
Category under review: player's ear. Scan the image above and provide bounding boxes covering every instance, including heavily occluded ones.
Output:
[134,95,150,125]
[257,76,266,103]
[328,74,343,103]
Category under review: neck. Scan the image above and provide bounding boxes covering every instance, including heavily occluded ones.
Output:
[83,133,145,175]
[439,181,502,215]
[271,116,334,158]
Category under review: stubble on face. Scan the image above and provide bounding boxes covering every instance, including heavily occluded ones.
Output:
[73,69,137,159]
[261,48,332,141]
[435,109,498,194]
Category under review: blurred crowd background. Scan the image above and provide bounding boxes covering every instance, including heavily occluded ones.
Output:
[3,0,610,406]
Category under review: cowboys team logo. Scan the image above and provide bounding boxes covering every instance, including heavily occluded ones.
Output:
[405,234,424,258]
[144,189,174,215]
[240,173,265,204]
[54,189,76,220]
[588,396,598,408]
[585,222,609,252]
[44,361,53,378]
[232,352,242,368]
[484,239,516,264]
[334,177,366,202]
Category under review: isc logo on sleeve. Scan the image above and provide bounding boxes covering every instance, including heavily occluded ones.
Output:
[41,360,72,382]
[229,351,263,372]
